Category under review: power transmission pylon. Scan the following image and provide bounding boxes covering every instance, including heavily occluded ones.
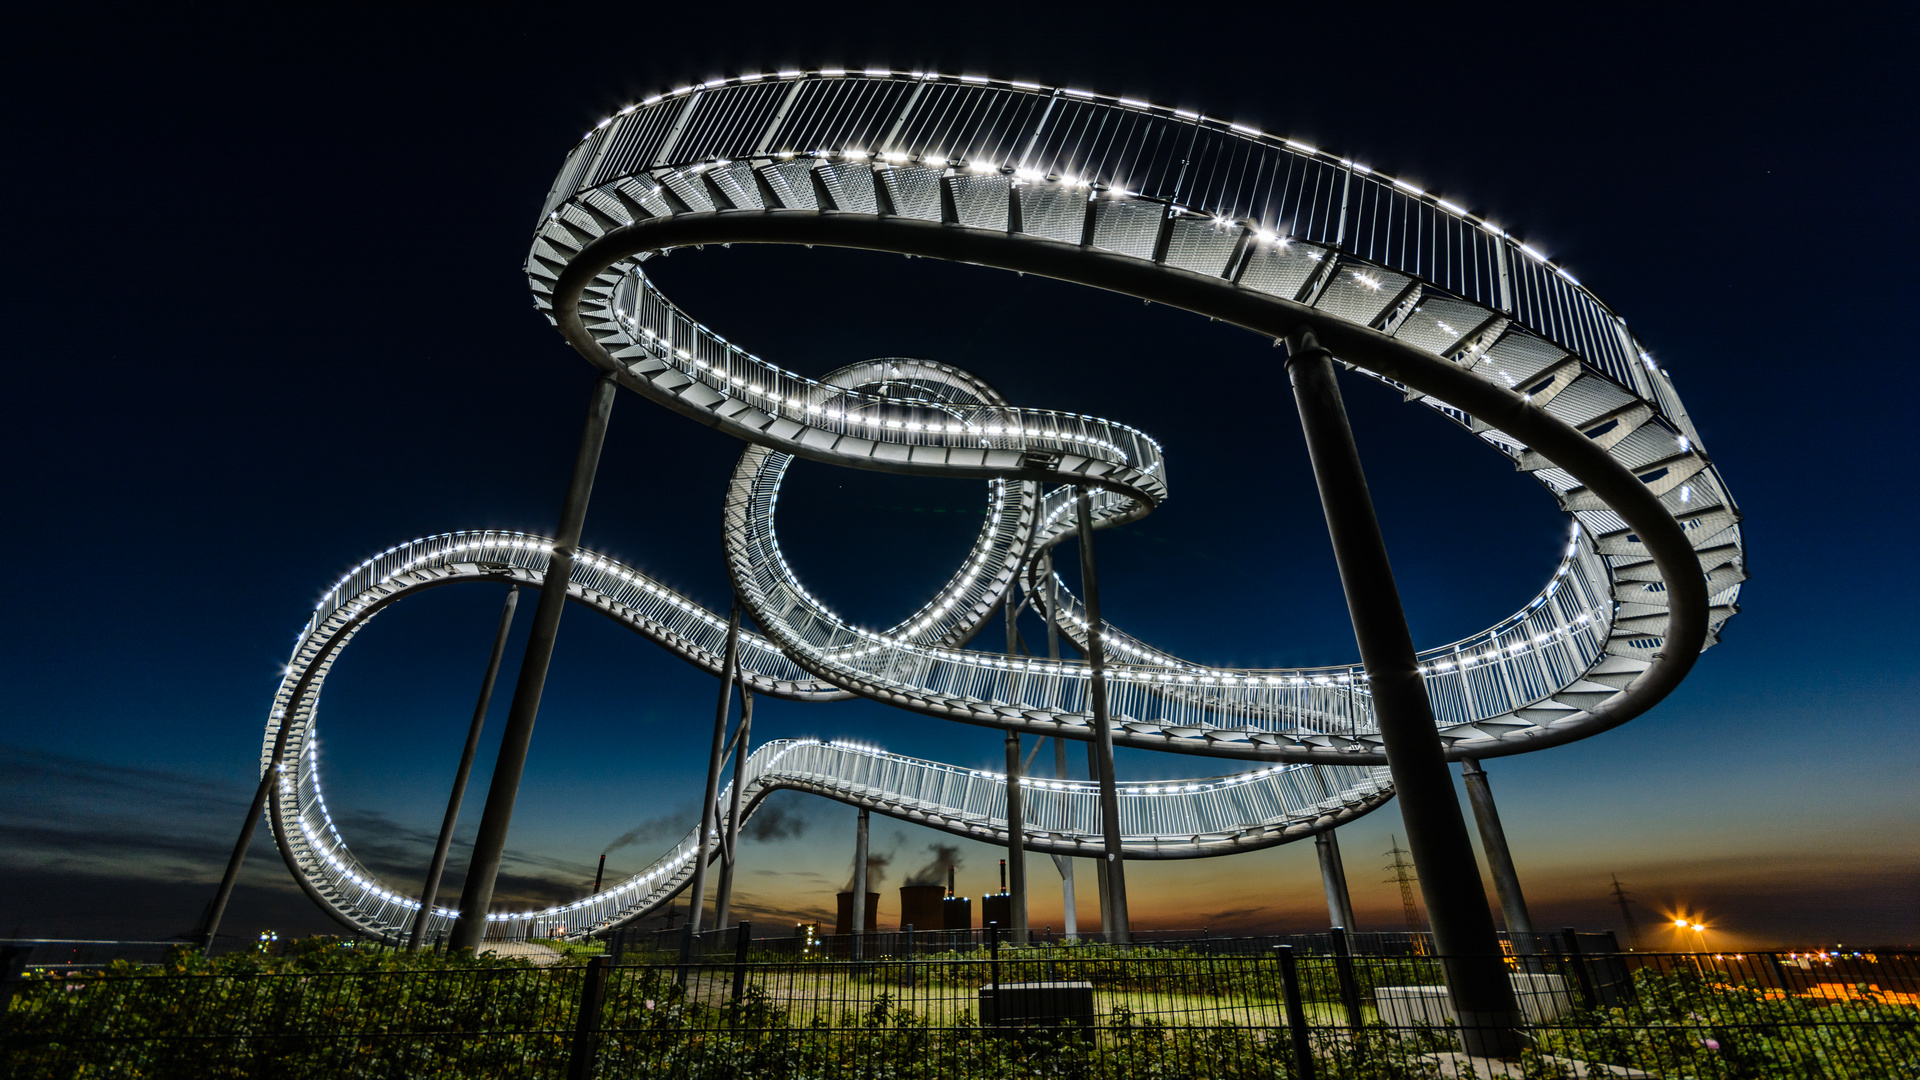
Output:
[1609,874,1642,950]
[1384,835,1425,934]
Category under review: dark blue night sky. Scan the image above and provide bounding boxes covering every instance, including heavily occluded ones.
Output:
[2,4,1914,950]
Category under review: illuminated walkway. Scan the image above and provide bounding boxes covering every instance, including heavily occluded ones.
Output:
[259,71,1743,942]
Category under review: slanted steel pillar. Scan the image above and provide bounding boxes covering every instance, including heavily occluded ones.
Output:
[682,604,742,959]
[714,684,753,932]
[1052,737,1079,938]
[851,807,869,959]
[1316,827,1358,931]
[1076,485,1129,945]
[1041,550,1078,940]
[1461,758,1537,950]
[1005,572,1025,655]
[1003,731,1029,943]
[999,569,1031,944]
[204,559,415,952]
[409,586,520,952]
[200,670,315,953]
[1088,740,1112,938]
[451,371,617,952]
[1284,328,1521,1057]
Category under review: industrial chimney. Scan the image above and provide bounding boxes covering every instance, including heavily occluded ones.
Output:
[983,858,1013,930]
[941,864,972,932]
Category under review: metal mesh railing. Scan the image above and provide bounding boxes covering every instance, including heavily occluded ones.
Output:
[539,74,1656,400]
[527,69,1747,724]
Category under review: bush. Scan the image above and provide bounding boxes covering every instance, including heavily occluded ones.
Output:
[6,940,1917,1079]
[1528,966,1920,1079]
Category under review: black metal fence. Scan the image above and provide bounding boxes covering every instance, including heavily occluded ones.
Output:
[0,939,190,972]
[5,945,1916,1078]
[613,923,1619,962]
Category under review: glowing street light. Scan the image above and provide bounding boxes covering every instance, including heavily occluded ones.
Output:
[1670,915,1712,951]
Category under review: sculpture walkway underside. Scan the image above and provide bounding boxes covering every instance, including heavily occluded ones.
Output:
[260,72,1743,942]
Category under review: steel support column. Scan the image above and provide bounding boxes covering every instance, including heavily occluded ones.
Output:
[682,604,742,957]
[204,565,394,952]
[1076,485,1129,945]
[1316,827,1357,931]
[1283,327,1521,1057]
[851,807,869,959]
[410,586,520,952]
[1461,758,1537,950]
[1005,572,1025,655]
[1052,738,1079,939]
[451,372,617,952]
[1041,550,1079,939]
[1089,738,1112,938]
[714,684,753,933]
[200,692,306,952]
[1003,731,1029,943]
[1000,571,1030,943]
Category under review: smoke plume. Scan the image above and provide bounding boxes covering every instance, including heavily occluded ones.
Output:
[903,843,962,887]
[603,814,678,856]
[843,851,891,893]
[743,802,807,841]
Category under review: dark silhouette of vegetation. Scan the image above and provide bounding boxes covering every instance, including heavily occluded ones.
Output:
[3,940,1915,1078]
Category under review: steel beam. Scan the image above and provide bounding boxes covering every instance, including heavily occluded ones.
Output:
[200,694,305,952]
[1041,549,1080,939]
[1315,828,1357,931]
[451,371,617,952]
[1052,741,1080,939]
[409,586,519,952]
[1461,757,1537,951]
[1283,327,1521,1057]
[714,684,753,932]
[1089,739,1112,938]
[1003,731,1029,943]
[682,604,742,957]
[1076,485,1129,946]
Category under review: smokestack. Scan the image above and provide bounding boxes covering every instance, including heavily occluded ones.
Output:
[900,885,945,931]
[1000,859,1007,892]
[593,854,606,893]
[948,866,956,898]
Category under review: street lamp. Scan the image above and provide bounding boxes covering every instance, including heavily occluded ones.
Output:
[1673,917,1709,952]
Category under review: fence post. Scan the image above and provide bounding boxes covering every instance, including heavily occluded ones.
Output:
[989,922,1002,986]
[566,954,611,1080]
[732,921,752,1003]
[905,925,916,989]
[0,945,30,1013]
[1275,946,1318,1080]
[1767,951,1793,997]
[1329,927,1363,1031]
[1563,928,1597,1010]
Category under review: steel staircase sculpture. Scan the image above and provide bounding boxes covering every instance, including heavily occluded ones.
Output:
[260,71,1743,941]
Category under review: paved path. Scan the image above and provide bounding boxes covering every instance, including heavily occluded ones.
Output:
[477,941,563,966]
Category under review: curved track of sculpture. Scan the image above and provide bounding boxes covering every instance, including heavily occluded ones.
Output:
[261,72,1745,941]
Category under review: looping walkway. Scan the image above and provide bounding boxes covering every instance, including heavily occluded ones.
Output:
[262,71,1743,943]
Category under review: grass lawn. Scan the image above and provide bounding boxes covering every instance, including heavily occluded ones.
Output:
[658,965,1357,1030]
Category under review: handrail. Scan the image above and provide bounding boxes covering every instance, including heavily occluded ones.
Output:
[258,72,1744,943]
